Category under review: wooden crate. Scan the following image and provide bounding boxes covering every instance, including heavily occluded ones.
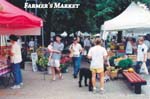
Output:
[110,70,118,79]
[108,51,116,57]
[128,55,137,61]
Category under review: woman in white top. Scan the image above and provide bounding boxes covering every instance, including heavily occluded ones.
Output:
[69,37,83,78]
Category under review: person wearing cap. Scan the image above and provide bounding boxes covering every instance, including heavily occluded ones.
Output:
[49,35,64,80]
[135,37,148,73]
[69,37,83,78]
[88,38,107,93]
[9,35,23,89]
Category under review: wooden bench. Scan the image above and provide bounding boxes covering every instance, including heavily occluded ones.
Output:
[122,71,147,94]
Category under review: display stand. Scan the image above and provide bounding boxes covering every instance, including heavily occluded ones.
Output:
[0,59,14,87]
[31,52,38,72]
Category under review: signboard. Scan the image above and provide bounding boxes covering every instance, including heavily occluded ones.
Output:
[31,52,38,72]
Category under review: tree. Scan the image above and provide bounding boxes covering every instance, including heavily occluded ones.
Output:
[95,0,150,29]
[8,0,150,46]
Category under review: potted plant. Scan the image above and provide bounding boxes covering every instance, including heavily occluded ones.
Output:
[60,56,72,73]
[36,47,48,71]
[36,56,48,71]
[60,64,68,73]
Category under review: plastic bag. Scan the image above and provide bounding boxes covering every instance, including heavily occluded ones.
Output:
[140,62,149,75]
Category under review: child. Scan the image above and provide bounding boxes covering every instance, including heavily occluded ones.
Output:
[47,41,53,74]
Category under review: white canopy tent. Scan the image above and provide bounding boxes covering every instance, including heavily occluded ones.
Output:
[102,2,150,32]
[83,32,90,36]
[61,31,67,37]
[50,32,56,37]
[69,33,74,37]
[93,33,101,37]
[76,31,83,36]
[0,35,7,46]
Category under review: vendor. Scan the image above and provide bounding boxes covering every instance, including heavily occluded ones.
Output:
[135,37,148,73]
[125,38,133,55]
[10,35,23,89]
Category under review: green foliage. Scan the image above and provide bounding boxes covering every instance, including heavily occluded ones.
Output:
[36,47,43,57]
[109,56,118,66]
[60,64,66,69]
[126,58,133,66]
[36,56,48,68]
[9,0,150,39]
[118,58,133,69]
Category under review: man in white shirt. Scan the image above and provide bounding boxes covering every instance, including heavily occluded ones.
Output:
[29,38,34,49]
[10,35,23,89]
[69,37,83,78]
[83,37,91,57]
[144,36,150,50]
[88,38,107,93]
[135,37,148,73]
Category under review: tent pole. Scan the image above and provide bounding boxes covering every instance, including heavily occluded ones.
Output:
[42,27,44,47]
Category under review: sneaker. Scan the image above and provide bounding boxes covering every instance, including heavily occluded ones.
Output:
[11,85,21,89]
[52,77,56,81]
[100,88,105,94]
[74,75,77,79]
[20,83,23,86]
[93,87,97,94]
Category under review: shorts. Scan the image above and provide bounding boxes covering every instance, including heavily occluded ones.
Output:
[90,68,104,73]
[50,59,60,67]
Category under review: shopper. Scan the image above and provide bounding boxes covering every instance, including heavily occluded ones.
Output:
[50,35,64,80]
[84,37,91,54]
[88,38,107,93]
[10,35,23,89]
[69,37,83,78]
[135,37,148,73]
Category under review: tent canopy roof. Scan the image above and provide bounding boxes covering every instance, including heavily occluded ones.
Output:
[0,0,43,35]
[102,2,150,32]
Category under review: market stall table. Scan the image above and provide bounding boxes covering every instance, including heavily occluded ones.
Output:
[0,59,14,87]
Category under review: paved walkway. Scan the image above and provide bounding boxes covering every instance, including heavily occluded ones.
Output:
[0,62,150,99]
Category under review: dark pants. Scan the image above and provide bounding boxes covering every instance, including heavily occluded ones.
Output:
[73,57,80,76]
[135,61,143,73]
[12,63,23,85]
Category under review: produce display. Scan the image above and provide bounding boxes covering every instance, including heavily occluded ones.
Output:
[107,54,135,80]
[0,56,7,67]
[0,55,11,76]
[106,66,119,79]
[0,46,11,57]
[114,57,125,63]
[118,58,133,69]
[128,68,134,73]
